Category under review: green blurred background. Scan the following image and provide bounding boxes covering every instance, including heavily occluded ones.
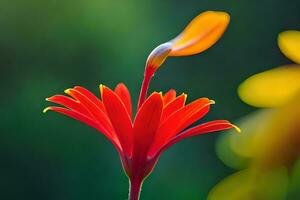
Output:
[1,0,299,199]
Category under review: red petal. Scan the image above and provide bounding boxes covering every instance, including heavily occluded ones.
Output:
[114,83,132,118]
[65,89,115,134]
[73,86,106,112]
[163,89,176,105]
[133,92,163,157]
[161,93,186,122]
[44,106,122,151]
[150,120,236,158]
[102,86,133,157]
[149,97,213,157]
[46,95,91,117]
[178,101,212,131]
[177,120,236,138]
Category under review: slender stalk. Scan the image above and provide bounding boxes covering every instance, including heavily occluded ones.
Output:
[137,70,153,109]
[128,178,143,200]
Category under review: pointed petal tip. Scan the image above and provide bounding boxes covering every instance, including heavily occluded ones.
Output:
[147,91,164,100]
[99,84,106,98]
[99,84,104,93]
[43,107,51,113]
[64,89,71,94]
[210,100,216,104]
[182,92,187,98]
[158,91,164,99]
[231,124,241,133]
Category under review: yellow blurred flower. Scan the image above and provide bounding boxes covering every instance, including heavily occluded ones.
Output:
[278,30,300,64]
[238,30,300,108]
[238,65,300,107]
[209,30,300,200]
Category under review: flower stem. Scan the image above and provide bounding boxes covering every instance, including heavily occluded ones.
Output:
[137,70,153,109]
[128,178,143,200]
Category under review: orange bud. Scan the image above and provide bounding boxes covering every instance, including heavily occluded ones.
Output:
[170,11,230,56]
[146,11,230,69]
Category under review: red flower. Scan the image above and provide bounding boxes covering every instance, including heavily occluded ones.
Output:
[44,11,239,200]
[44,84,238,198]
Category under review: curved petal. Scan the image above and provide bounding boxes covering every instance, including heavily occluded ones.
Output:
[148,97,213,157]
[102,86,133,157]
[73,86,106,112]
[278,30,300,64]
[64,88,114,133]
[150,120,238,158]
[43,106,121,150]
[177,120,239,138]
[133,92,163,158]
[114,83,132,118]
[46,95,91,117]
[161,93,187,122]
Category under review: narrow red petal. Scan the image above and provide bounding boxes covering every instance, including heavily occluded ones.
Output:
[177,120,236,138]
[65,89,115,134]
[102,86,133,157]
[149,97,213,156]
[149,120,236,158]
[161,93,187,122]
[115,83,132,118]
[133,92,163,158]
[44,106,122,151]
[163,89,176,105]
[74,86,106,111]
[178,101,212,131]
[46,95,91,117]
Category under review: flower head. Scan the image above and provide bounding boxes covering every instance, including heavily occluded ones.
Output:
[44,10,236,200]
[44,84,237,181]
